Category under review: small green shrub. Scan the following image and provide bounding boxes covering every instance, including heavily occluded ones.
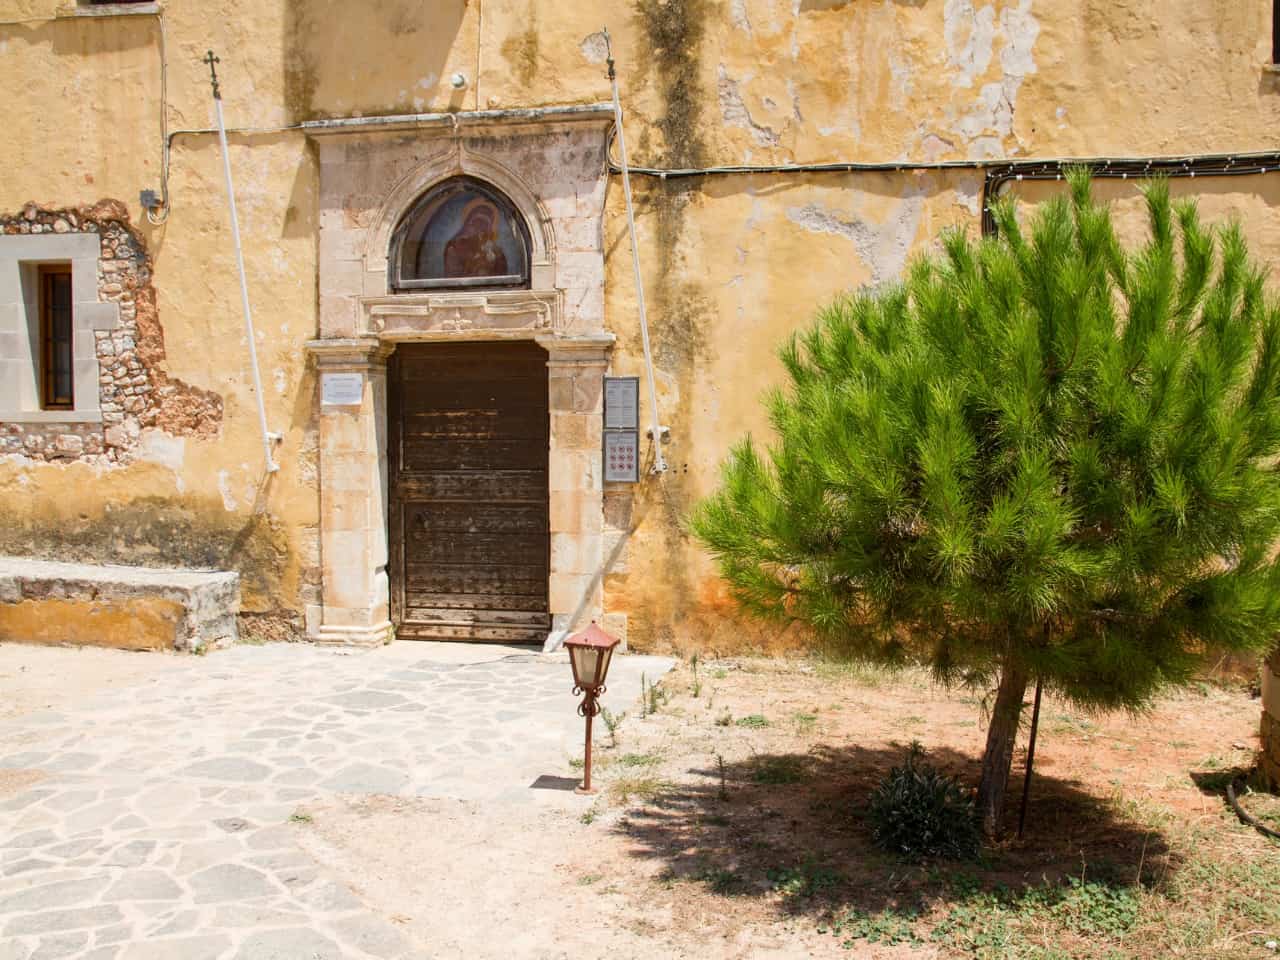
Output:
[735,714,769,728]
[868,743,980,861]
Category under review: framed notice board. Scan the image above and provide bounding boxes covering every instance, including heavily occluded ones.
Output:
[603,376,640,482]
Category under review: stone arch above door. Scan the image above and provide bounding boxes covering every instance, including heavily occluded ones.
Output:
[366,146,558,295]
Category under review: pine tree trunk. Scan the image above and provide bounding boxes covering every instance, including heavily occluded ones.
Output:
[977,662,1029,838]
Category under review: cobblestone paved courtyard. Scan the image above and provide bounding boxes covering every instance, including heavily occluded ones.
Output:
[0,642,673,959]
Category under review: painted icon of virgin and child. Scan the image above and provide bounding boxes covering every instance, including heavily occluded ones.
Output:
[440,197,509,278]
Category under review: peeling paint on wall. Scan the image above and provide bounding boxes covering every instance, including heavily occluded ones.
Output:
[717,65,781,146]
[786,188,927,287]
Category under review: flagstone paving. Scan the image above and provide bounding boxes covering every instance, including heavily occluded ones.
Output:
[0,642,673,959]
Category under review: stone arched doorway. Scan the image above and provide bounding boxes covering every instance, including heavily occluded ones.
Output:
[304,105,615,648]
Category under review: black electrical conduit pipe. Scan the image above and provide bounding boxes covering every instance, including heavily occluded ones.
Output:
[607,139,1280,236]
[1228,775,1280,841]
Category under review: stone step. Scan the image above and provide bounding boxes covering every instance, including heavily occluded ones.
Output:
[0,555,239,653]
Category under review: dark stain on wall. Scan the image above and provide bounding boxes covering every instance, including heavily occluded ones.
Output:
[633,0,710,169]
[0,497,294,614]
[619,0,718,649]
[501,3,540,88]
[283,0,468,122]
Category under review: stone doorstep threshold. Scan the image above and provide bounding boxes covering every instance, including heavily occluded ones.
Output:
[0,555,240,653]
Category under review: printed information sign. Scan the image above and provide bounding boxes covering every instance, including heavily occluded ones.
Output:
[604,376,640,431]
[320,372,364,406]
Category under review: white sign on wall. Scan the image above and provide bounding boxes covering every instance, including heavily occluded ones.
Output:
[320,372,364,406]
[604,376,640,431]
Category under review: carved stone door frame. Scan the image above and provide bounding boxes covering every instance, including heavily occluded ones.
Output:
[305,105,614,648]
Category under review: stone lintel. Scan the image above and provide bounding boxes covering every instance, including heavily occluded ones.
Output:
[538,332,615,362]
[302,103,614,139]
[305,338,393,370]
[363,288,563,338]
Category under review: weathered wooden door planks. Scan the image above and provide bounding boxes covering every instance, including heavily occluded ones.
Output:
[389,341,550,642]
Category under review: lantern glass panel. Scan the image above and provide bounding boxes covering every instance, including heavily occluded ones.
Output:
[598,646,615,685]
[573,645,602,688]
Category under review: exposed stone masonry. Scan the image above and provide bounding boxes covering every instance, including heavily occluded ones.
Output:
[0,201,222,463]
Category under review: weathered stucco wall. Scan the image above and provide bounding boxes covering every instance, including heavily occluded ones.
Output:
[4,0,1280,648]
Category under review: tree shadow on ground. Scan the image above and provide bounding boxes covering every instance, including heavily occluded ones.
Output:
[613,741,1177,920]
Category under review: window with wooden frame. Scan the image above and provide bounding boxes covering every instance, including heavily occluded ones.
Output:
[38,265,74,410]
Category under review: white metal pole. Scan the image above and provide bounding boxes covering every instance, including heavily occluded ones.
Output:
[604,29,667,475]
[207,51,278,474]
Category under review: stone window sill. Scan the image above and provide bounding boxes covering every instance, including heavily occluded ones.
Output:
[66,2,160,17]
[0,410,103,425]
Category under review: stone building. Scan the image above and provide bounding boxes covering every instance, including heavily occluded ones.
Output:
[2,0,1280,761]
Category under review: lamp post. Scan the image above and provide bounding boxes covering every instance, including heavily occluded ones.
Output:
[564,622,621,795]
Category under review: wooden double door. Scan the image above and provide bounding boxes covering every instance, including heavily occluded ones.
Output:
[389,341,550,642]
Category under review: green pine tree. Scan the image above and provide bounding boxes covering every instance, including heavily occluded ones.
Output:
[691,171,1280,836]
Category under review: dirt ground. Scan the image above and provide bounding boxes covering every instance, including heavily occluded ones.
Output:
[0,640,189,723]
[298,656,1279,960]
[3,640,1275,958]
[0,641,190,799]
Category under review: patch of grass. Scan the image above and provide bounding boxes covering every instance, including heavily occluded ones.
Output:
[695,866,742,895]
[1050,712,1098,736]
[751,754,808,785]
[607,775,668,804]
[791,712,818,734]
[1107,790,1176,831]
[641,674,669,717]
[579,805,598,825]
[615,751,663,768]
[288,812,312,825]
[735,714,769,728]
[577,873,603,885]
[568,757,584,771]
[767,859,843,898]
[813,659,885,687]
[600,707,625,748]
[825,907,922,947]
[715,709,733,727]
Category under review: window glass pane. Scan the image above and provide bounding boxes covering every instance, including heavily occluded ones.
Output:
[42,270,74,408]
[50,273,72,312]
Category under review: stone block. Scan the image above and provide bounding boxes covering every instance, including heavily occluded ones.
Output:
[550,411,599,450]
[549,572,598,616]
[550,453,599,496]
[548,375,575,412]
[0,557,239,652]
[319,294,358,337]
[572,373,604,414]
[552,532,602,576]
[557,216,601,253]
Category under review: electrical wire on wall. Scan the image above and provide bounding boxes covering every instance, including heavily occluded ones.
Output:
[606,144,1280,237]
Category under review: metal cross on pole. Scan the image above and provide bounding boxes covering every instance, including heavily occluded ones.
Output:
[203,49,279,474]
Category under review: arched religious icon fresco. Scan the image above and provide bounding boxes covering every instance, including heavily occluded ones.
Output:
[391,177,531,290]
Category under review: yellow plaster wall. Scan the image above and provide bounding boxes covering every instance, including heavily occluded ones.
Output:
[3,0,1280,645]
